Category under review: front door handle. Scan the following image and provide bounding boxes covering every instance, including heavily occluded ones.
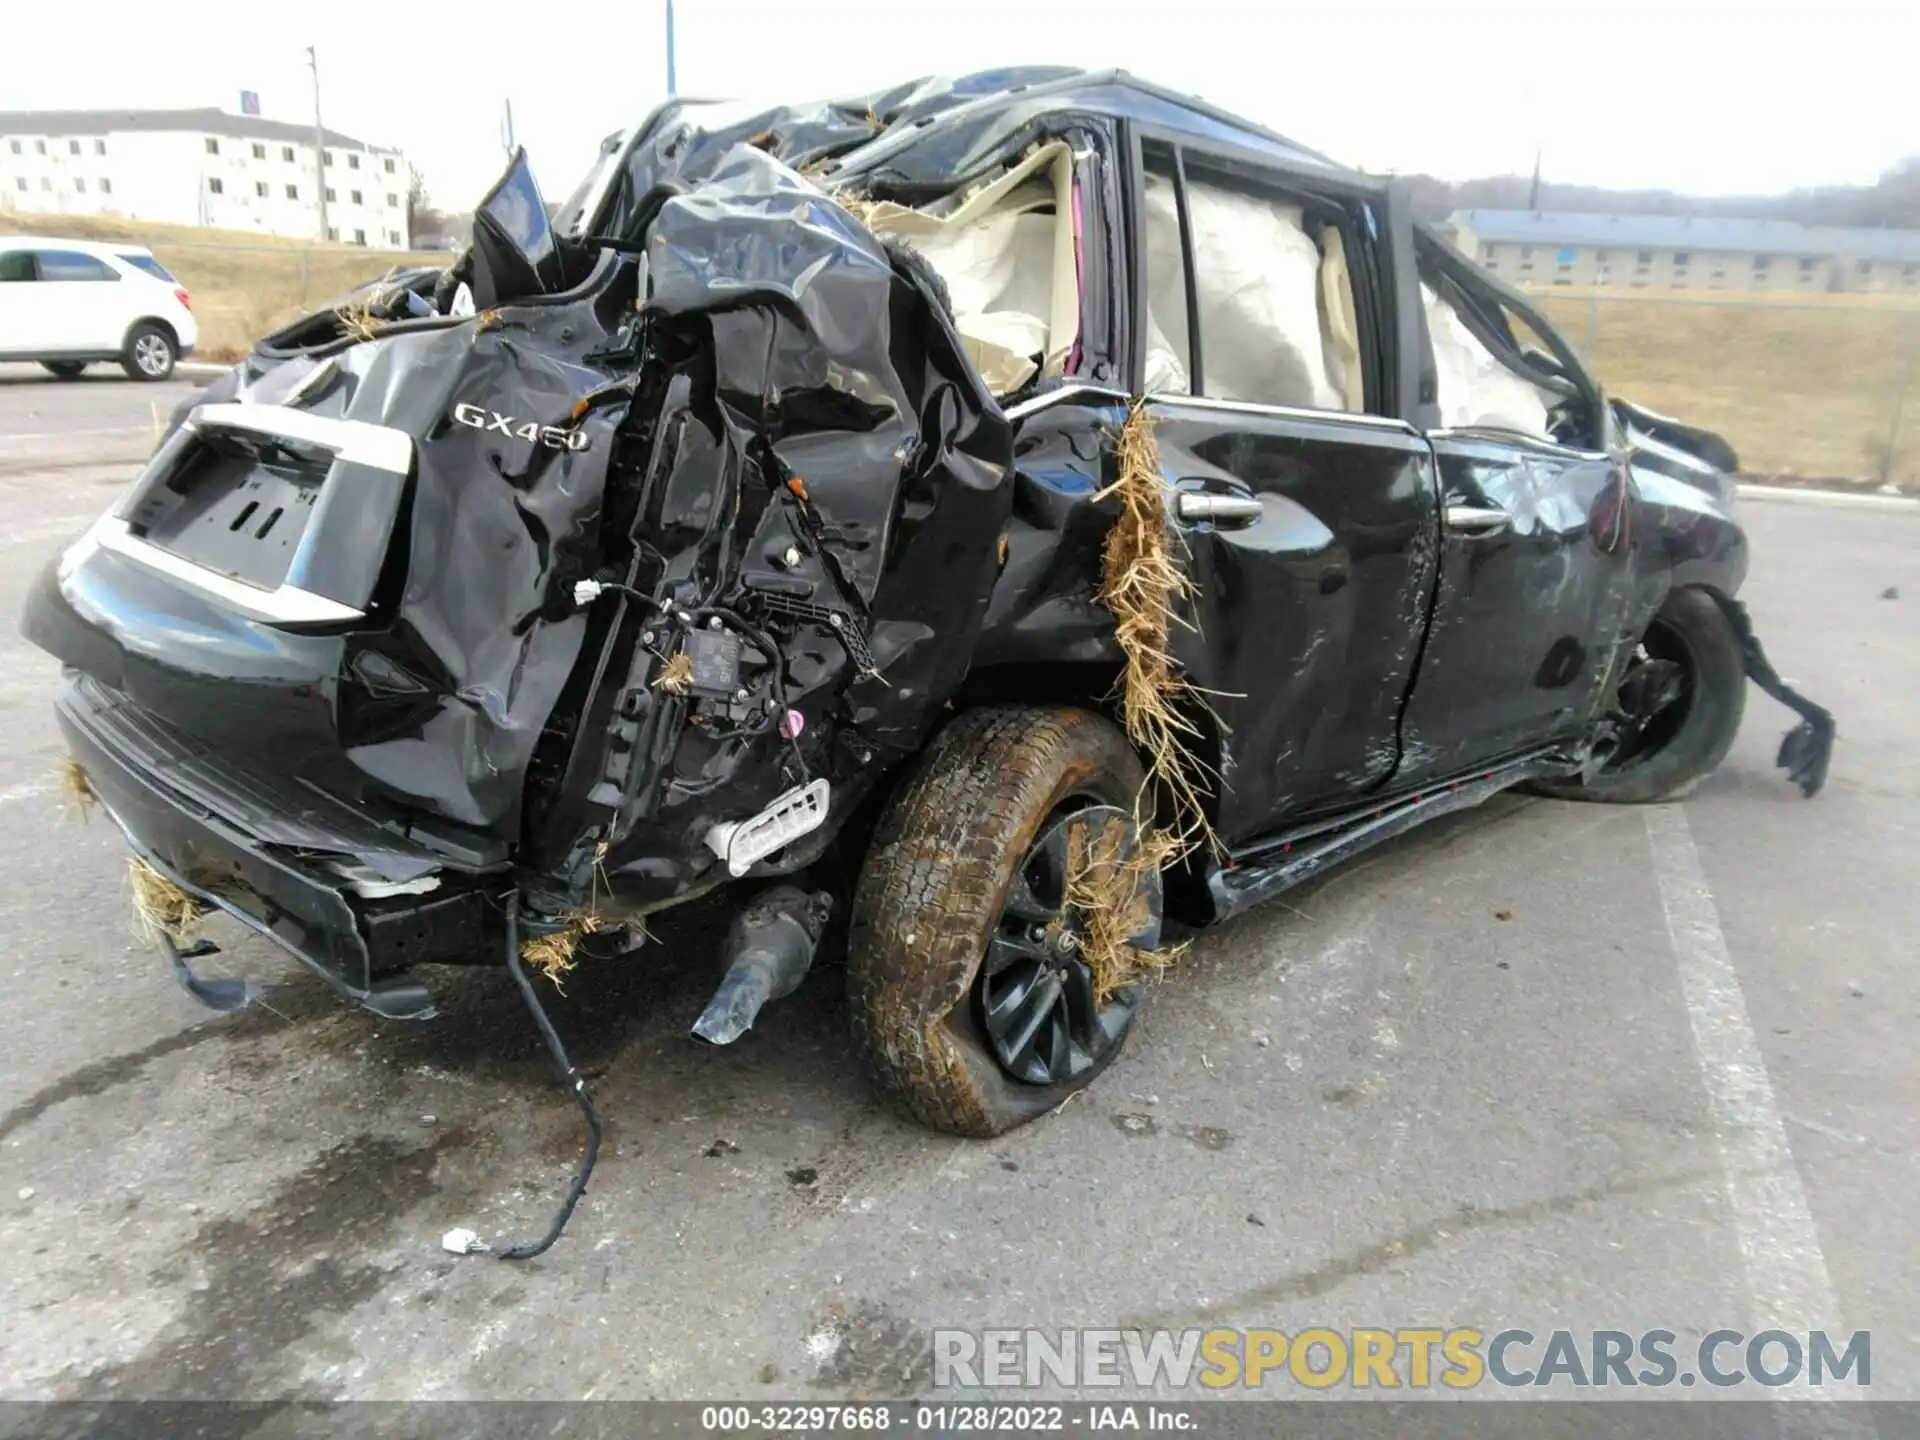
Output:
[1444,502,1510,536]
[1175,493,1263,526]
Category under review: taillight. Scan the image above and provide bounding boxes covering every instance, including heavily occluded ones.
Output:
[174,286,192,311]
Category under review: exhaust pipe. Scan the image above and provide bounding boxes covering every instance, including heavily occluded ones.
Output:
[690,886,833,1045]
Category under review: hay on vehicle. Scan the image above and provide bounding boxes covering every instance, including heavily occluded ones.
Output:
[128,856,202,947]
[1093,399,1218,863]
[520,913,620,989]
[332,273,405,343]
[652,652,694,695]
[60,757,96,824]
[1064,812,1187,1005]
[332,295,384,343]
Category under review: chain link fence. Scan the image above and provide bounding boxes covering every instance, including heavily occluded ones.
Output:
[1528,290,1920,487]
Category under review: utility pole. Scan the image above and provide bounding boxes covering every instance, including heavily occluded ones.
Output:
[1881,313,1918,491]
[306,45,329,243]
[665,0,678,96]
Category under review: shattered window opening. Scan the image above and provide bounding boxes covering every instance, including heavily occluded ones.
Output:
[1420,255,1589,444]
[1139,150,1360,414]
[846,138,1084,397]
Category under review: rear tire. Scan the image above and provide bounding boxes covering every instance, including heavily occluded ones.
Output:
[1534,587,1746,804]
[121,323,176,382]
[40,360,86,379]
[847,706,1156,1137]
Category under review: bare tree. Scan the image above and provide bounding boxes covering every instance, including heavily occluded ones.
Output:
[406,163,435,238]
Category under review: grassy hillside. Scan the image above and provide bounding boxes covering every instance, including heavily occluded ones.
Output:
[0,211,443,361]
[1534,291,1920,483]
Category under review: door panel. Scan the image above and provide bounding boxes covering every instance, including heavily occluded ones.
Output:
[36,249,124,350]
[1151,400,1440,843]
[1395,431,1633,781]
[0,250,49,353]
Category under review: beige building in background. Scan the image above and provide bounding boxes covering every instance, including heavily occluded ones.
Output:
[1451,210,1920,294]
[0,107,409,249]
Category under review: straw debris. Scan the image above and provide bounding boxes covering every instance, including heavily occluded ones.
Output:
[333,272,404,343]
[332,295,385,343]
[652,652,694,695]
[60,757,96,824]
[1092,399,1219,864]
[128,856,203,947]
[833,189,887,228]
[520,914,620,989]
[1063,814,1189,1005]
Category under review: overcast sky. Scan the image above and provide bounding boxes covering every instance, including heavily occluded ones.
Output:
[10,0,1917,213]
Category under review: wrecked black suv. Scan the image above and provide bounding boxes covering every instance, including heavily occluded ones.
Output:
[26,70,1831,1156]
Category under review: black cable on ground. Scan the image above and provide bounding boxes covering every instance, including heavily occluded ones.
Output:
[498,894,603,1261]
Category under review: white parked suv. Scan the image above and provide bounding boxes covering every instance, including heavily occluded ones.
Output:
[0,238,198,381]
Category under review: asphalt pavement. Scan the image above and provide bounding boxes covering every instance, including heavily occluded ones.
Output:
[0,364,1913,1406]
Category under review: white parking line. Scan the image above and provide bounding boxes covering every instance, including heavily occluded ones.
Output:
[0,782,50,807]
[0,426,152,445]
[1644,805,1844,1346]
[1738,484,1920,512]
[0,514,99,550]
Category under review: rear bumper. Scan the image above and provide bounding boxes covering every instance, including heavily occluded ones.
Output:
[56,671,501,1010]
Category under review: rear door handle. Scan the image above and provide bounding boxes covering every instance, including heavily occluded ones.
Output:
[1175,493,1263,526]
[1444,503,1510,536]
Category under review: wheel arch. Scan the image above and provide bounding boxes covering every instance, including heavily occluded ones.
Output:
[123,315,180,350]
[951,659,1228,831]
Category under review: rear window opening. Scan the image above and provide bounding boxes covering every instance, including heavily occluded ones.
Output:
[1420,257,1595,448]
[118,253,178,283]
[1140,160,1363,414]
[842,140,1082,396]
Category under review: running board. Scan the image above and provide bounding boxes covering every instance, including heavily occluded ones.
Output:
[1203,750,1572,924]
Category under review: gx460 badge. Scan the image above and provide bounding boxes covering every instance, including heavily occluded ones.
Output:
[451,402,590,451]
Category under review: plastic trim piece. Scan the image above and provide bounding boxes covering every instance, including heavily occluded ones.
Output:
[703,779,831,877]
[89,516,366,626]
[190,401,414,474]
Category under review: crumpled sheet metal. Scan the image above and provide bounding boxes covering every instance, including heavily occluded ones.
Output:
[643,142,1011,619]
[499,144,1021,913]
[193,285,635,834]
[568,144,1014,907]
[608,68,1085,220]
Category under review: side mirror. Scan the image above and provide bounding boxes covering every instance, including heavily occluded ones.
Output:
[468,148,563,308]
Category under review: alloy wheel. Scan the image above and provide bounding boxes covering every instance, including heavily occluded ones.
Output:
[135,334,172,377]
[1600,618,1695,773]
[976,801,1152,1085]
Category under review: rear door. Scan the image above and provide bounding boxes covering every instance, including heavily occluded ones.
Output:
[35,248,126,350]
[1393,249,1635,782]
[0,247,49,354]
[1130,140,1440,844]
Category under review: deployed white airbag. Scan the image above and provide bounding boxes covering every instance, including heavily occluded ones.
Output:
[1422,284,1559,437]
[856,142,1079,394]
[1141,171,1348,412]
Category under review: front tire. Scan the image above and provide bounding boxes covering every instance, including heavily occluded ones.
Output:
[1535,587,1746,804]
[41,360,86,379]
[121,323,176,382]
[847,706,1160,1137]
